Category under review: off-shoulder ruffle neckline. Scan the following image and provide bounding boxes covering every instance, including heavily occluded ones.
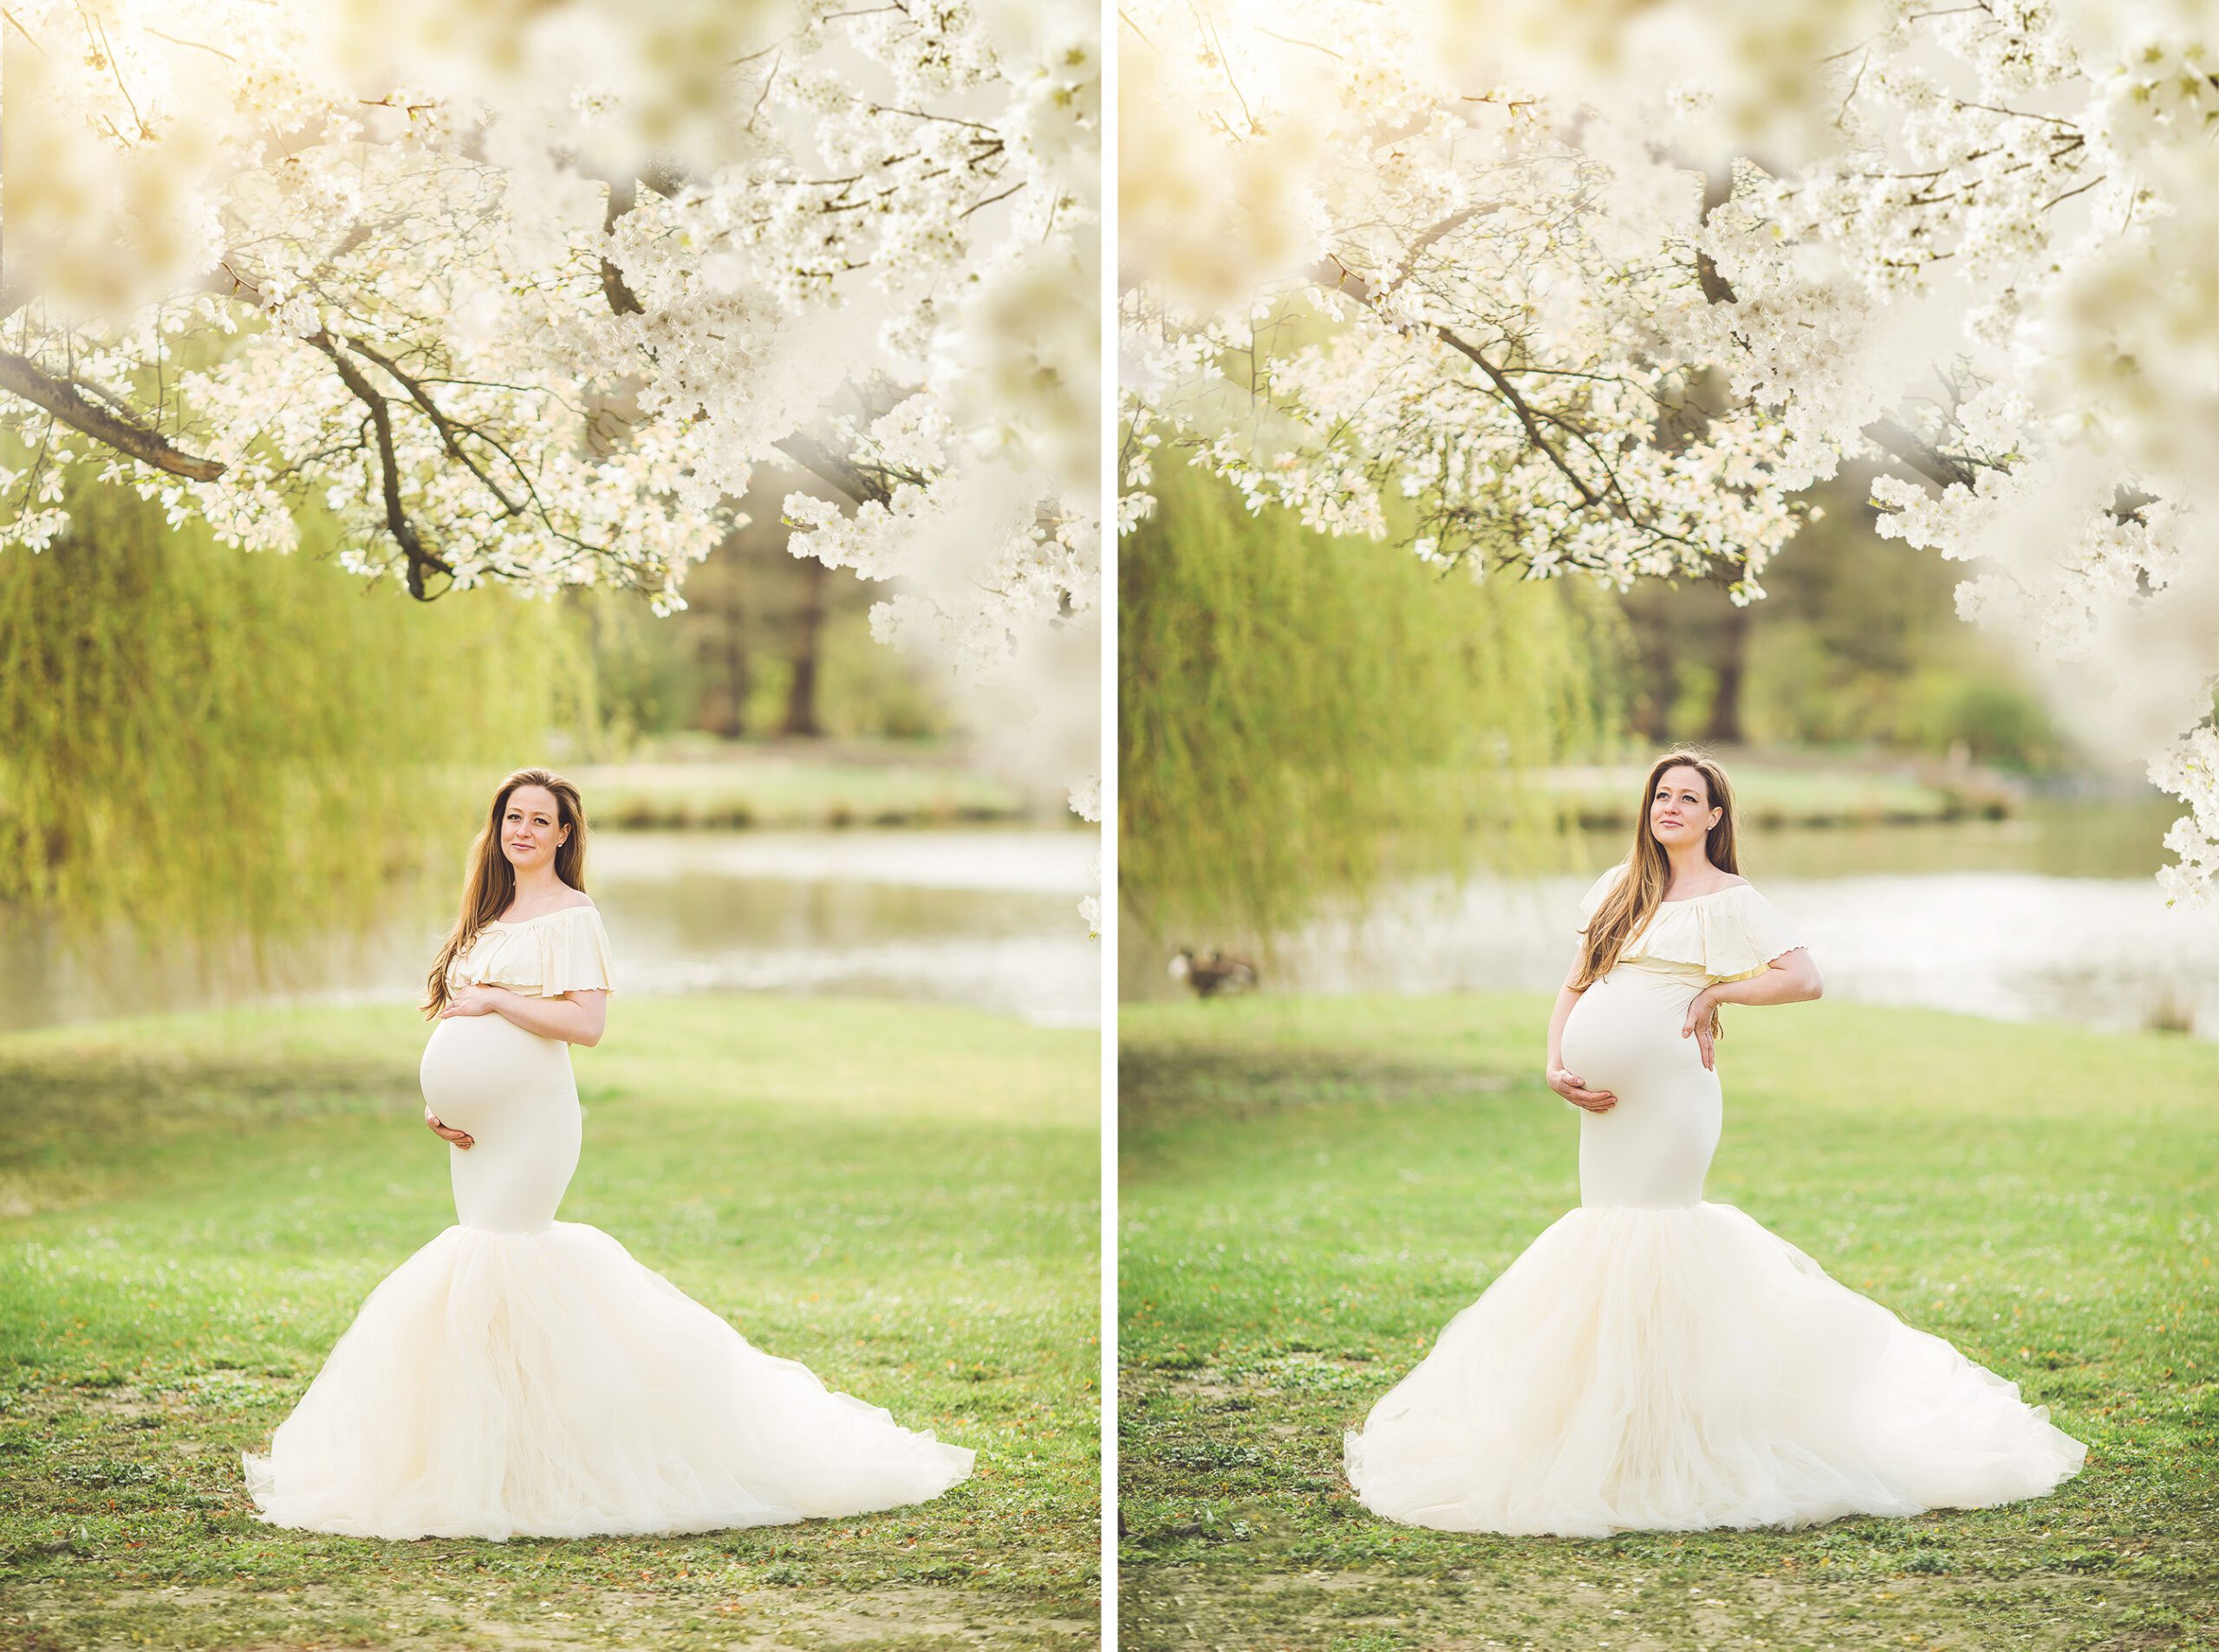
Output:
[452,901,615,997]
[1656,881,1752,907]
[489,903,599,928]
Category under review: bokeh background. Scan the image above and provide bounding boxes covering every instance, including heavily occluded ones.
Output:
[1120,460,2214,1043]
[0,459,1100,1037]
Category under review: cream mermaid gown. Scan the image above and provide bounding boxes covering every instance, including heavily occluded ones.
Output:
[1344,867,2085,1538]
[244,905,973,1540]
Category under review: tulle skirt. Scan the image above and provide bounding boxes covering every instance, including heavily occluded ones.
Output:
[1344,1201,2086,1538]
[243,1220,973,1542]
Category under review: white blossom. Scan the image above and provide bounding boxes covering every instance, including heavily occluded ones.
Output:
[3,0,1101,828]
[1120,0,2219,903]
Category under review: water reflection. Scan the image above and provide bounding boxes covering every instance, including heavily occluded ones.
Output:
[1123,804,2219,1040]
[588,831,1099,1026]
[2,828,1101,1032]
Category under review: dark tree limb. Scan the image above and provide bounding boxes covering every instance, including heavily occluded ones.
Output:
[1859,411,2153,522]
[774,433,893,508]
[596,163,695,320]
[1862,415,1980,492]
[600,174,647,317]
[1687,172,2152,518]
[0,270,35,323]
[600,257,645,316]
[1691,175,1969,498]
[343,337,528,516]
[306,333,451,598]
[1308,257,1604,507]
[0,348,227,481]
[594,165,924,514]
[1695,166,1737,305]
[1437,331,1604,507]
[1376,205,1492,309]
[598,173,895,512]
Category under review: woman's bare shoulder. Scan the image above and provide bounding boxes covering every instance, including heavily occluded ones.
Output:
[498,890,599,922]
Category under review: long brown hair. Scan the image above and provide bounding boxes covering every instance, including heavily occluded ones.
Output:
[1573,748,1741,1016]
[422,768,589,1017]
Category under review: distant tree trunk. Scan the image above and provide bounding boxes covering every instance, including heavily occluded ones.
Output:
[713,617,752,738]
[782,556,830,738]
[1631,667,1666,741]
[1630,634,1673,742]
[1704,598,1750,745]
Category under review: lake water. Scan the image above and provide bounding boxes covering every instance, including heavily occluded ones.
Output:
[1122,803,2219,1041]
[3,827,1103,1033]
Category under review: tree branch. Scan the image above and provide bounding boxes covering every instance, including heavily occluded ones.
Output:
[1688,186,1987,504]
[600,174,647,316]
[1309,256,1604,507]
[596,164,696,319]
[1862,415,1979,492]
[595,172,900,513]
[1376,206,1492,310]
[0,269,35,323]
[344,337,529,516]
[774,433,893,507]
[306,334,451,598]
[1695,166,1736,305]
[1440,331,1604,506]
[0,349,227,481]
[600,257,645,316]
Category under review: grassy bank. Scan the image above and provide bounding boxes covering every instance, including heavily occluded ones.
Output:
[1535,758,2014,829]
[0,996,1099,1651]
[1120,993,2216,1652]
[577,744,1031,830]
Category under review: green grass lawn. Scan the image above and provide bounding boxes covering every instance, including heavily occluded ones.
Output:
[0,995,1100,1651]
[1119,993,2218,1652]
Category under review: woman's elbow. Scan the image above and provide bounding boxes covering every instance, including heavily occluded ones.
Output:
[560,991,608,1047]
[1799,962,1825,1002]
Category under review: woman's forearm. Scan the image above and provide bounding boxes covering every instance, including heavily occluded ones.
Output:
[1705,953,1823,1010]
[1546,985,1582,1070]
[491,988,605,1045]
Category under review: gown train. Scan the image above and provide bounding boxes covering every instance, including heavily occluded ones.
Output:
[244,911,971,1540]
[1344,877,2085,1536]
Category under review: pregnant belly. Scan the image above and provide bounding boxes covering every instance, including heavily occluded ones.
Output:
[1560,967,1705,1095]
[1564,964,1721,1209]
[420,1013,571,1137]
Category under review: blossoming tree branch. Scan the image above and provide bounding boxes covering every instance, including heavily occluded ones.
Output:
[1120,0,2216,904]
[2,0,1101,848]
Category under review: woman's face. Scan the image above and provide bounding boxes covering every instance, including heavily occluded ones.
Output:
[1648,764,1721,853]
[500,784,569,874]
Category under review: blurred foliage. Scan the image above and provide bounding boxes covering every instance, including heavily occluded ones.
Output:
[0,466,582,948]
[1120,465,1622,940]
[1617,467,2070,771]
[580,474,957,753]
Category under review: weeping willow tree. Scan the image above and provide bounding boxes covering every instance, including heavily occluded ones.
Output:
[0,468,590,961]
[1121,464,1625,945]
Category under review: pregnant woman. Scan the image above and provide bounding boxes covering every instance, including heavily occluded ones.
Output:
[244,768,973,1539]
[1344,749,2084,1537]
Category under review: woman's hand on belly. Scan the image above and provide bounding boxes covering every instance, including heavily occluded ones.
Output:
[1547,1066,1617,1113]
[439,985,502,1018]
[424,1103,475,1150]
